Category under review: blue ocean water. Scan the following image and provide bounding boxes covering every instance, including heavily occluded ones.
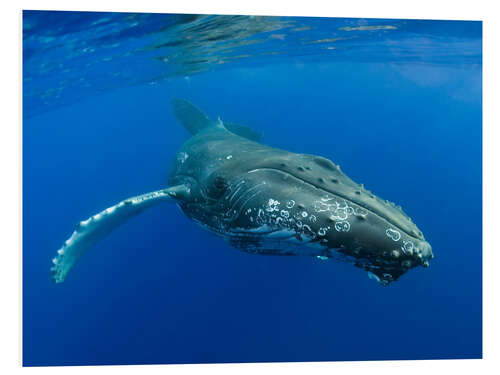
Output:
[23,11,482,366]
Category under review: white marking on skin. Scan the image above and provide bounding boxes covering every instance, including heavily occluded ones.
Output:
[231,182,265,212]
[401,240,414,255]
[334,208,348,220]
[227,183,245,203]
[286,200,295,209]
[226,155,233,160]
[313,202,328,212]
[337,200,348,209]
[239,190,263,212]
[265,199,280,212]
[334,221,350,232]
[297,233,313,243]
[355,207,368,217]
[177,152,189,163]
[386,228,401,241]
[321,195,335,202]
[234,181,264,207]
[302,224,315,238]
[232,224,274,234]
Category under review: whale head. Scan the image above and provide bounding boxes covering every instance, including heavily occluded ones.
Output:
[170,142,433,285]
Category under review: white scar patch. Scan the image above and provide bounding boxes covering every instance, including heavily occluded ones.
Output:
[386,228,401,241]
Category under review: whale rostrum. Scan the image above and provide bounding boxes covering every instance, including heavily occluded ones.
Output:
[51,99,433,285]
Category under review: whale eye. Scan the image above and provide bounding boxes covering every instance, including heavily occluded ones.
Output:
[208,175,230,199]
[214,176,228,190]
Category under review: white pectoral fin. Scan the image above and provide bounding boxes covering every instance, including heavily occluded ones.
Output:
[50,185,190,283]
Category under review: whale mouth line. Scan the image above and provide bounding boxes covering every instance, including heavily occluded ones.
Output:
[246,167,422,241]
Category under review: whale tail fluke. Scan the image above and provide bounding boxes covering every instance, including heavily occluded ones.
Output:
[50,185,190,283]
[171,98,262,142]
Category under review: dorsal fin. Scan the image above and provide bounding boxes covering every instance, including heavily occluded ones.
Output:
[172,98,262,141]
[171,98,214,135]
[224,121,262,142]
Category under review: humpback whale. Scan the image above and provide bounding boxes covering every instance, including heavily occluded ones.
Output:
[50,99,433,285]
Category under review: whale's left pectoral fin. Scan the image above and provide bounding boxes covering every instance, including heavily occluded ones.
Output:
[50,185,190,283]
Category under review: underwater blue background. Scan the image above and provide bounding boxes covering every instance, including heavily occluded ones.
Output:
[23,11,482,366]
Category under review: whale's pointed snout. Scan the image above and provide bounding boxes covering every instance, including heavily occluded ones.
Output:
[217,164,433,285]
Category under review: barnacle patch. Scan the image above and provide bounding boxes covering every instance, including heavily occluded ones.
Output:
[265,198,280,212]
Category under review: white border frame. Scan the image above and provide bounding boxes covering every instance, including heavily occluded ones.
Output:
[3,1,496,374]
